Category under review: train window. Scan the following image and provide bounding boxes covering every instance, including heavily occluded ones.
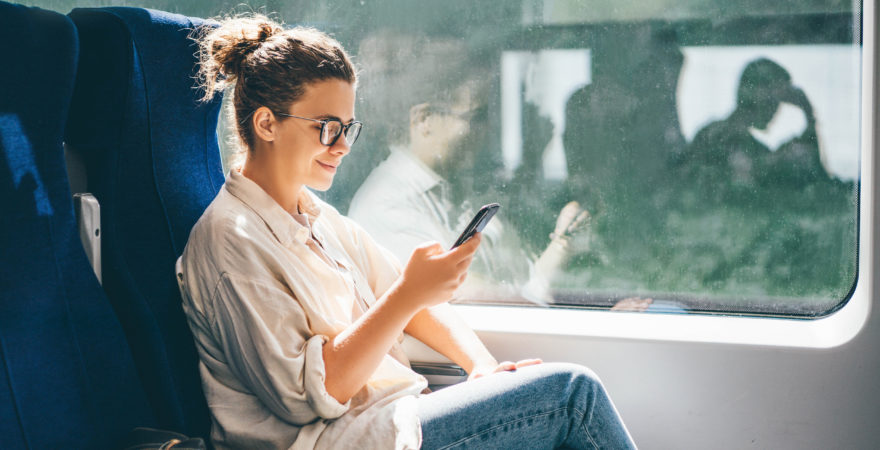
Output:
[35,0,860,319]
[220,1,865,319]
[331,1,860,319]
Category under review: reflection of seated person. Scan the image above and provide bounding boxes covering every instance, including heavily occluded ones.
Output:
[560,29,686,267]
[349,99,590,304]
[685,58,823,197]
[562,27,685,206]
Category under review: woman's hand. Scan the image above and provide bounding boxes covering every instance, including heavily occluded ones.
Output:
[468,358,543,381]
[396,233,482,311]
[324,234,480,403]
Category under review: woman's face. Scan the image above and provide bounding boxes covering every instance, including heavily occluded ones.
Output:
[274,79,356,191]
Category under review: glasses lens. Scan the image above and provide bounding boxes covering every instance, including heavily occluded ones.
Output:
[321,120,343,146]
[345,122,362,146]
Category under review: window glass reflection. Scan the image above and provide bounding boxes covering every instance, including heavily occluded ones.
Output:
[211,0,861,316]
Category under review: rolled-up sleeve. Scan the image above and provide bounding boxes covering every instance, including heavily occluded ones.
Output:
[211,273,350,424]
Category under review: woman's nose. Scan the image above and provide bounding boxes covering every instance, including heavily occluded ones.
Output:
[329,135,351,156]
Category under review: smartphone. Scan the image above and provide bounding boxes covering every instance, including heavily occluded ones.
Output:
[451,203,500,248]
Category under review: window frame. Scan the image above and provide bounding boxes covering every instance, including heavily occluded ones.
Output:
[448,2,876,349]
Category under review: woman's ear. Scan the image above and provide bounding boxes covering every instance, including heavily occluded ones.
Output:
[252,106,277,143]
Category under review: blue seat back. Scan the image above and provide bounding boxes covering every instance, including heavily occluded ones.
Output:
[0,2,154,448]
[66,7,224,439]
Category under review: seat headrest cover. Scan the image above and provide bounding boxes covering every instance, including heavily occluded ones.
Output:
[66,8,215,153]
[2,4,77,201]
[64,9,131,150]
[67,6,223,252]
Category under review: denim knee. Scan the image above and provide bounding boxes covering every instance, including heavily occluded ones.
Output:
[536,363,605,411]
[558,362,601,383]
[541,362,603,390]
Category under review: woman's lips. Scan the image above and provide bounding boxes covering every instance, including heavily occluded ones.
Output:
[317,160,337,173]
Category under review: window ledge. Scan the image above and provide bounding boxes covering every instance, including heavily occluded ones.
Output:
[451,278,870,349]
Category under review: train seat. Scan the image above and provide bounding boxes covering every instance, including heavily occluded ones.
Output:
[65,6,224,440]
[0,2,155,448]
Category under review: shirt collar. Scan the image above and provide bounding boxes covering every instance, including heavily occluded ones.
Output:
[224,169,322,247]
[387,146,445,194]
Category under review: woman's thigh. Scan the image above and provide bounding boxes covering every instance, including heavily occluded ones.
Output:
[416,362,634,450]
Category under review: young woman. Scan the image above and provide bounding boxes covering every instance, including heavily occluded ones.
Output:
[178,14,636,450]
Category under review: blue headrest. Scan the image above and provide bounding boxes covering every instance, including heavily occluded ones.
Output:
[67,7,223,438]
[0,2,153,448]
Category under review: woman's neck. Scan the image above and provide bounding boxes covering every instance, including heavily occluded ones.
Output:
[240,154,302,214]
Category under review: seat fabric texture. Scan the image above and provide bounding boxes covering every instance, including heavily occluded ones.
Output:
[0,2,154,448]
[66,6,224,440]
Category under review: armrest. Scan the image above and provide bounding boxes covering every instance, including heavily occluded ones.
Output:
[73,193,101,283]
[403,334,468,389]
[410,362,467,390]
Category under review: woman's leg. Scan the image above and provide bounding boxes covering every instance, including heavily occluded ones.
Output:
[417,362,635,450]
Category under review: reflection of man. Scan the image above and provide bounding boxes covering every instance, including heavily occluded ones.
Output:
[674,58,852,295]
[561,27,686,269]
[349,91,589,303]
[563,27,685,206]
[350,100,475,261]
[684,58,824,196]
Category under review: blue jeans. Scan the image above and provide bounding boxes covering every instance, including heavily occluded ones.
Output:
[417,363,636,449]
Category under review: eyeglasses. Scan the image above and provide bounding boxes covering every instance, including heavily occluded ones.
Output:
[275,112,363,147]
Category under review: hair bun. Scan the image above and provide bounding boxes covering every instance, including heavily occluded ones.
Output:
[257,22,275,43]
[216,17,282,77]
[195,14,283,100]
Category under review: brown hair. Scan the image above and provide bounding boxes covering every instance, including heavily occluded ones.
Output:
[195,14,356,149]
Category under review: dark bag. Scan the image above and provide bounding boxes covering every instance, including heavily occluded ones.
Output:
[123,427,207,450]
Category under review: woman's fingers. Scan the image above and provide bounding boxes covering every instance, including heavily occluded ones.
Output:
[494,361,516,373]
[492,359,543,373]
[469,359,545,381]
[449,232,481,262]
[412,241,444,258]
[515,358,543,368]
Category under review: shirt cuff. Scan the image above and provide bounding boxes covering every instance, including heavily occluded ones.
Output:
[304,334,351,419]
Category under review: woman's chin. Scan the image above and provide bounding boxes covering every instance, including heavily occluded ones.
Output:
[306,179,334,192]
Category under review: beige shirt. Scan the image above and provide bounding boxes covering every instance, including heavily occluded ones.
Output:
[176,170,427,450]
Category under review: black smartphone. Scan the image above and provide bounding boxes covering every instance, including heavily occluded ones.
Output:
[451,203,500,248]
